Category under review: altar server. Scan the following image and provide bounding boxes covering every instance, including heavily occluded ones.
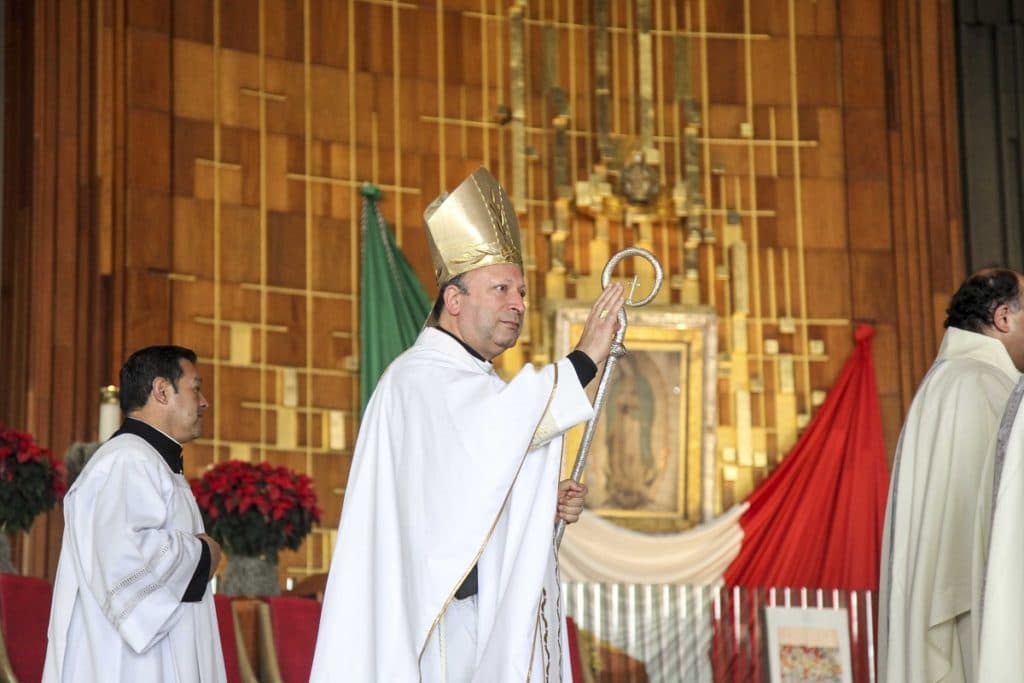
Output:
[44,345,225,683]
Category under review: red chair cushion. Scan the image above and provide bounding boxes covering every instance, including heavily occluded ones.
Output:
[214,594,244,683]
[0,574,52,683]
[268,596,321,683]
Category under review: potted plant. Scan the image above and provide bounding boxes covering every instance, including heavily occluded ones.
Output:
[0,427,66,573]
[190,460,321,596]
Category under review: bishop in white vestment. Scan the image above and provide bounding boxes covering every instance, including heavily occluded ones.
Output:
[878,269,1024,683]
[310,167,625,682]
[44,347,225,683]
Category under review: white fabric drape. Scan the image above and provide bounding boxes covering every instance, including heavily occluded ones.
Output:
[558,504,748,585]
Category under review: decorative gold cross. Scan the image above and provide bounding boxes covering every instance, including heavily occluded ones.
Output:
[626,275,640,305]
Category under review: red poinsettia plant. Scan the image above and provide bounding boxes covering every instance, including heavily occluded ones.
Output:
[0,427,66,534]
[190,460,321,561]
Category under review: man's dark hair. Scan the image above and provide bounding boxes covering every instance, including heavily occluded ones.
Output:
[119,345,198,413]
[944,268,1022,332]
[427,273,468,327]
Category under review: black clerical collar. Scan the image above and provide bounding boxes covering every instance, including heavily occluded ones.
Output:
[114,417,184,474]
[436,326,489,363]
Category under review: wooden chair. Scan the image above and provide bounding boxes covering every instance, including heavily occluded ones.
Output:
[256,596,322,683]
[0,574,53,683]
[286,572,327,601]
[213,594,258,683]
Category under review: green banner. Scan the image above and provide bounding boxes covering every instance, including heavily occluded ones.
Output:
[359,184,431,415]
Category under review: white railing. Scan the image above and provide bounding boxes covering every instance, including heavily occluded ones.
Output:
[563,582,877,683]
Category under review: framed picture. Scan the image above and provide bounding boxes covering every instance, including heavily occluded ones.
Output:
[762,606,854,683]
[552,304,717,532]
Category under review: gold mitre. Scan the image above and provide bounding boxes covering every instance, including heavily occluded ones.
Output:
[423,167,522,284]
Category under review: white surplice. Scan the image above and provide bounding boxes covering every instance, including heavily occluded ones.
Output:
[975,376,1024,682]
[310,327,594,682]
[878,327,1019,683]
[43,433,226,683]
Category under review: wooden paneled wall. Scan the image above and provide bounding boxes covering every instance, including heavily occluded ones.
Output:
[0,0,109,577]
[1,0,964,580]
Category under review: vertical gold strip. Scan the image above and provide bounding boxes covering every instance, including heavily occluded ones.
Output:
[392,0,404,244]
[672,6,685,297]
[671,4,682,176]
[637,0,653,150]
[575,0,592,181]
[459,87,467,159]
[594,0,610,162]
[782,248,793,320]
[624,1,636,140]
[480,0,490,170]
[96,0,113,276]
[743,0,767,438]
[718,174,728,245]
[509,4,526,212]
[348,0,359,419]
[303,0,314,574]
[372,112,380,182]
[436,0,446,190]
[213,0,222,462]
[542,11,563,344]
[653,0,665,176]
[609,0,622,143]
[303,0,313,478]
[258,0,268,462]
[496,2,507,185]
[568,0,582,276]
[705,246,716,307]
[568,0,578,175]
[731,241,748,316]
[698,0,714,303]
[547,5,571,336]
[512,3,531,367]
[787,0,811,400]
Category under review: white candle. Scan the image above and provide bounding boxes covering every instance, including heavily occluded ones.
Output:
[98,385,121,441]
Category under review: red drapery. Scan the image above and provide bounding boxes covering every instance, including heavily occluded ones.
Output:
[725,324,889,590]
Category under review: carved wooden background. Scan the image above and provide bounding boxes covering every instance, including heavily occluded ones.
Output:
[2,0,963,580]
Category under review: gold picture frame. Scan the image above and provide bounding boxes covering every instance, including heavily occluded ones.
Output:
[553,304,718,532]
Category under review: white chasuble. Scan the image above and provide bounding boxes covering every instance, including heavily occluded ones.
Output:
[310,328,595,682]
[43,434,226,683]
[878,328,1019,683]
[976,376,1024,682]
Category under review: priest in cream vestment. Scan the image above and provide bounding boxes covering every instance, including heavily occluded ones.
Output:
[310,168,625,682]
[878,269,1024,683]
[976,373,1024,682]
[43,346,225,683]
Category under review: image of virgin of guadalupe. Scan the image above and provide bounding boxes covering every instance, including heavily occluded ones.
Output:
[602,353,659,509]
